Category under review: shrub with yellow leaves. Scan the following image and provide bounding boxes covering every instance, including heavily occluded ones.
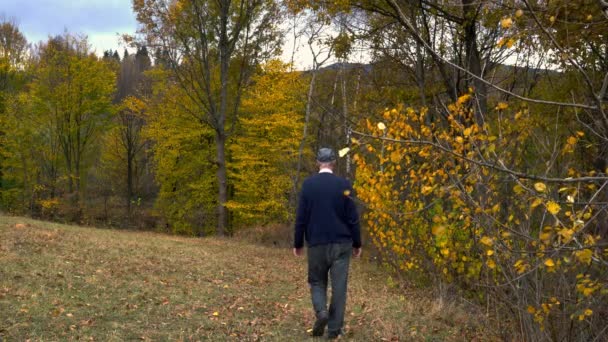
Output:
[352,99,607,340]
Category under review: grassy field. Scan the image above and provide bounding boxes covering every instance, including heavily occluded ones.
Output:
[0,215,497,341]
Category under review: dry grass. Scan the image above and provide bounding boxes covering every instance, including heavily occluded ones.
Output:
[0,215,498,341]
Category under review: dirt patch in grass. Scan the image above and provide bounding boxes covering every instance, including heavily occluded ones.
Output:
[0,216,498,340]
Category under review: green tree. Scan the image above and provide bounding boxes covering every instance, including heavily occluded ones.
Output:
[133,0,282,235]
[228,60,306,227]
[27,34,115,206]
[143,68,217,235]
[0,19,29,193]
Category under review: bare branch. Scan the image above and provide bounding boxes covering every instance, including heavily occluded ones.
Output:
[383,0,598,110]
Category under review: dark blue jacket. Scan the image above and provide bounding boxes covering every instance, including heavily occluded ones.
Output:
[294,172,362,248]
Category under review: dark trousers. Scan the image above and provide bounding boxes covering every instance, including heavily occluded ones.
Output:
[307,242,352,334]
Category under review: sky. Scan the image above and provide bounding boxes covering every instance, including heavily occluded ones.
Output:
[0,0,329,69]
[1,0,138,55]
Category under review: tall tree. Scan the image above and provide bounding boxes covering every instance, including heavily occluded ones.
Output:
[143,67,217,235]
[29,34,115,206]
[133,0,282,235]
[229,60,306,227]
[0,19,29,191]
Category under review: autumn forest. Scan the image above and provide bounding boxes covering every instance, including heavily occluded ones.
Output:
[1,0,607,340]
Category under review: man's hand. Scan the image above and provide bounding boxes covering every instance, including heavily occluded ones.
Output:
[293,247,304,257]
[352,247,362,258]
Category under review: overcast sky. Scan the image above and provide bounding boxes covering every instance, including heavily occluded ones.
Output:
[0,0,349,69]
[1,0,137,55]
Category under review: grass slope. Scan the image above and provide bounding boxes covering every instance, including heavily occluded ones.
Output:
[0,216,495,341]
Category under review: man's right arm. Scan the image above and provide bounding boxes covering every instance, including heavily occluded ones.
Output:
[293,190,308,249]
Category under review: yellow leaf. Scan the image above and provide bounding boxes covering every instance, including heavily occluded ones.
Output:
[534,182,547,192]
[546,201,561,215]
[390,151,401,163]
[558,228,574,242]
[531,198,543,208]
[486,250,494,256]
[457,94,471,105]
[421,186,433,195]
[515,9,524,18]
[480,236,493,246]
[567,136,577,145]
[539,230,552,242]
[338,147,350,158]
[575,249,593,265]
[486,259,496,269]
[432,225,446,236]
[584,309,593,316]
[463,127,472,137]
[343,190,351,196]
[544,258,555,267]
[377,122,386,130]
[501,17,513,29]
[495,102,508,110]
[213,312,219,316]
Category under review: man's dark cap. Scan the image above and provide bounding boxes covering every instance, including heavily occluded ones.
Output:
[317,148,336,162]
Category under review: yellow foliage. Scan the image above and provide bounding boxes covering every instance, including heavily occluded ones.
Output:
[546,201,561,215]
[534,182,547,192]
[480,236,494,246]
[495,102,509,110]
[432,225,446,236]
[575,249,593,265]
[352,102,605,334]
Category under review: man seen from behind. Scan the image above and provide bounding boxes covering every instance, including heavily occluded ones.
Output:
[293,147,362,339]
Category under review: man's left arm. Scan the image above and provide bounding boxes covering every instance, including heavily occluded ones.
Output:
[345,181,362,250]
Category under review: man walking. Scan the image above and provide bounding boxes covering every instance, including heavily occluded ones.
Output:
[293,148,362,339]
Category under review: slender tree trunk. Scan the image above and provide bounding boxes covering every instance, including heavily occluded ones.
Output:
[215,131,228,236]
[340,62,350,177]
[294,71,317,205]
[127,145,133,216]
[462,0,487,124]
[216,0,230,236]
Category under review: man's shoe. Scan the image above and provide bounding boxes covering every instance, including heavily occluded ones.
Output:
[312,311,329,337]
[327,329,343,340]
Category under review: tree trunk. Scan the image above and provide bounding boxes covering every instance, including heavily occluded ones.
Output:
[294,70,317,199]
[462,0,487,124]
[127,146,133,216]
[215,131,228,236]
[216,0,230,236]
[340,62,350,178]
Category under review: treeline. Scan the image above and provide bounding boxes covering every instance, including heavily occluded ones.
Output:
[0,30,307,234]
[1,0,608,340]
